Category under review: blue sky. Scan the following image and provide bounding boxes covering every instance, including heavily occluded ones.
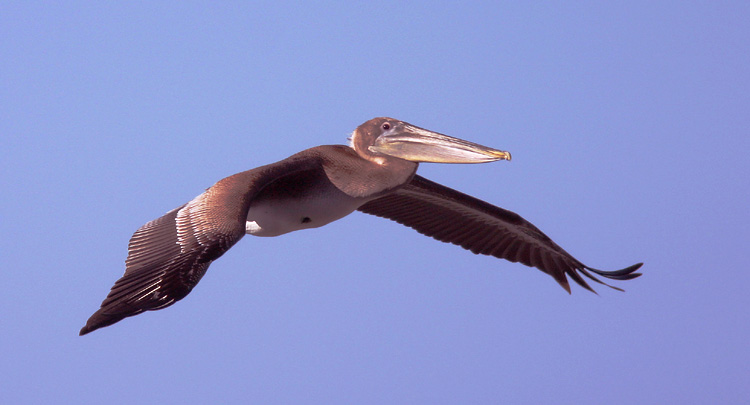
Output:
[2,2,748,403]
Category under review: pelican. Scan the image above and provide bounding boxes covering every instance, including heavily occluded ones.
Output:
[80,117,642,335]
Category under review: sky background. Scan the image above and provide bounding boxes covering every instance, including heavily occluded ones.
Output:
[2,2,748,403]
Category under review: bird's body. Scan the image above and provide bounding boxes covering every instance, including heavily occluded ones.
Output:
[243,145,411,237]
[80,118,642,335]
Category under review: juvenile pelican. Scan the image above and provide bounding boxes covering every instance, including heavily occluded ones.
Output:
[80,117,642,335]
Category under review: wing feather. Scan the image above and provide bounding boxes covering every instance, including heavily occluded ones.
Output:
[80,155,324,335]
[357,175,642,292]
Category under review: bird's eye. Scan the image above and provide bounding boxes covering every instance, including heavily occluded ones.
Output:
[382,123,391,130]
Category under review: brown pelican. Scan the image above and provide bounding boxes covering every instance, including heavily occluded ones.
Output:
[79,117,642,335]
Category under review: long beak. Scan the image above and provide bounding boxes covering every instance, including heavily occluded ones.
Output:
[368,124,511,163]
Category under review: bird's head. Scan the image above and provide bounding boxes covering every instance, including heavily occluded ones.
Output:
[350,117,511,165]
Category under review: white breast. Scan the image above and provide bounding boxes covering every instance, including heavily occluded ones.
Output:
[245,190,364,237]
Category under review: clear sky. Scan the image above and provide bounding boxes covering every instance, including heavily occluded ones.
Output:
[2,2,748,404]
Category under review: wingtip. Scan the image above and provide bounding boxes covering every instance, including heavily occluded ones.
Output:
[556,278,572,294]
[576,262,643,293]
[586,262,644,280]
[78,308,115,336]
[627,262,644,278]
[79,318,100,336]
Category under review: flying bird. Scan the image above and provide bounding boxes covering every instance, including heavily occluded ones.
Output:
[80,117,642,335]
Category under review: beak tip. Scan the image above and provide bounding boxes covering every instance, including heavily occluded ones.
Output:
[494,151,511,161]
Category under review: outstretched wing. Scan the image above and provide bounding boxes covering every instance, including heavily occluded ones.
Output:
[80,154,324,335]
[357,175,642,293]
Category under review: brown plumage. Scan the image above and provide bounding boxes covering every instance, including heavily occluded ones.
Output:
[358,175,641,293]
[80,117,641,335]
